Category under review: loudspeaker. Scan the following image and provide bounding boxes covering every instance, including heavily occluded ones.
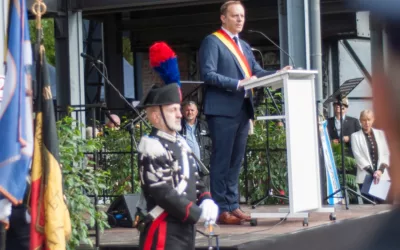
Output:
[107,194,140,228]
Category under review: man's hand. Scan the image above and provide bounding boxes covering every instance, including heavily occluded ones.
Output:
[238,76,257,88]
[277,65,293,73]
[343,136,350,143]
[332,139,340,145]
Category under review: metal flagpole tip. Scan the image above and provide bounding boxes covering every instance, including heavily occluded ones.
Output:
[31,0,47,17]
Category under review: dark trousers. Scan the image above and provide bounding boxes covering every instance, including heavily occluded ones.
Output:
[139,219,195,250]
[6,206,30,250]
[206,99,251,214]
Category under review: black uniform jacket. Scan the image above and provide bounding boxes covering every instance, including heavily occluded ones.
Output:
[138,128,212,224]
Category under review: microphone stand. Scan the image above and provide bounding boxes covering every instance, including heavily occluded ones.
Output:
[250,48,288,208]
[250,47,285,120]
[251,91,288,208]
[89,60,151,129]
[248,29,296,69]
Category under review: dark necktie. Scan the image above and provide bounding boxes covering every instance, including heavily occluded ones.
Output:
[233,36,250,97]
[233,36,239,46]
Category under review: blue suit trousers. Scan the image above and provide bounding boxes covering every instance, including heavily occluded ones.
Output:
[206,99,251,214]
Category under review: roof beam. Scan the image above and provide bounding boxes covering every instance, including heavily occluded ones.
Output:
[82,0,224,14]
[129,12,356,49]
[120,7,277,31]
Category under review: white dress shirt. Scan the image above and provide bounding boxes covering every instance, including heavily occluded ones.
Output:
[221,26,243,53]
[334,115,346,137]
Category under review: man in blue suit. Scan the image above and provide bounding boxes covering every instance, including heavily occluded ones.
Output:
[199,0,291,225]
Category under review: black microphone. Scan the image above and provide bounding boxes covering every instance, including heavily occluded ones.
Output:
[247,29,296,69]
[80,52,102,64]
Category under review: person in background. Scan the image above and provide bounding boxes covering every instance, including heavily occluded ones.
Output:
[347,0,400,249]
[351,110,390,203]
[105,114,121,129]
[5,185,30,250]
[327,97,361,203]
[181,101,212,188]
[326,97,361,157]
[86,126,99,139]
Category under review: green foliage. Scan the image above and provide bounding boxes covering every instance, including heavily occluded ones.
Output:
[240,89,288,205]
[57,111,110,250]
[100,120,151,196]
[331,143,358,190]
[29,18,56,66]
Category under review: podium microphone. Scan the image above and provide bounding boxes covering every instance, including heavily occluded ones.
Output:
[80,52,102,64]
[247,29,296,69]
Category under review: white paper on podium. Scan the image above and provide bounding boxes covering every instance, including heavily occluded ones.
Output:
[369,180,391,200]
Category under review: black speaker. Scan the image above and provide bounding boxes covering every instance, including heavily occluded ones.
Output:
[107,194,141,228]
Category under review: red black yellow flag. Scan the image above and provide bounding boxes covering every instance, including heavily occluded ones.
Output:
[29,43,71,250]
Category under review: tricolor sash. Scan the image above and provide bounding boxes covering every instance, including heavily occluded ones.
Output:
[212,29,252,78]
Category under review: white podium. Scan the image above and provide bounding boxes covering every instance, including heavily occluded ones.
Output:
[244,70,335,225]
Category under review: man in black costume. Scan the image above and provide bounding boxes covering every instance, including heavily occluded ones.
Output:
[137,83,218,250]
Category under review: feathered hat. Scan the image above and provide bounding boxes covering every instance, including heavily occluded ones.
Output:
[149,42,181,87]
[138,42,182,108]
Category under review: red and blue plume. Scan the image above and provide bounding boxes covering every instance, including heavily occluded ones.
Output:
[149,42,181,87]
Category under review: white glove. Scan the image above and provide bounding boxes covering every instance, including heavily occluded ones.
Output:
[0,199,12,221]
[199,199,219,223]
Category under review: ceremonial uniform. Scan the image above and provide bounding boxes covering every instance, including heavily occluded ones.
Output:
[136,80,217,250]
[138,128,211,250]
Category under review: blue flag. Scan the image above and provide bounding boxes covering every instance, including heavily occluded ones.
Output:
[320,120,342,205]
[0,0,33,211]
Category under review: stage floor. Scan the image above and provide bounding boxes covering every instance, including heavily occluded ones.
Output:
[80,204,393,250]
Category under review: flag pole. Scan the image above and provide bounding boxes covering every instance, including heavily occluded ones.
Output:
[31,0,46,112]
[31,0,46,44]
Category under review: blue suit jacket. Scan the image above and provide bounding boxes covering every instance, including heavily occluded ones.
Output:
[199,33,275,119]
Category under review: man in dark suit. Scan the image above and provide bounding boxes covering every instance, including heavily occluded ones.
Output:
[327,97,361,157]
[199,0,291,225]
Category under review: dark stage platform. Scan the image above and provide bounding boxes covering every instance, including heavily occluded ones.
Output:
[80,204,394,250]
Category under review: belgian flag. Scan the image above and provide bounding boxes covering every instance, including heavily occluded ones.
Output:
[29,42,71,249]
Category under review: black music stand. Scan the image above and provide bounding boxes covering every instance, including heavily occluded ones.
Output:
[324,77,375,209]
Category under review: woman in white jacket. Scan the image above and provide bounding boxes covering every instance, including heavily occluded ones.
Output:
[351,110,390,202]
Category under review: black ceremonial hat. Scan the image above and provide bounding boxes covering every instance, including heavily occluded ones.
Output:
[138,83,182,108]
